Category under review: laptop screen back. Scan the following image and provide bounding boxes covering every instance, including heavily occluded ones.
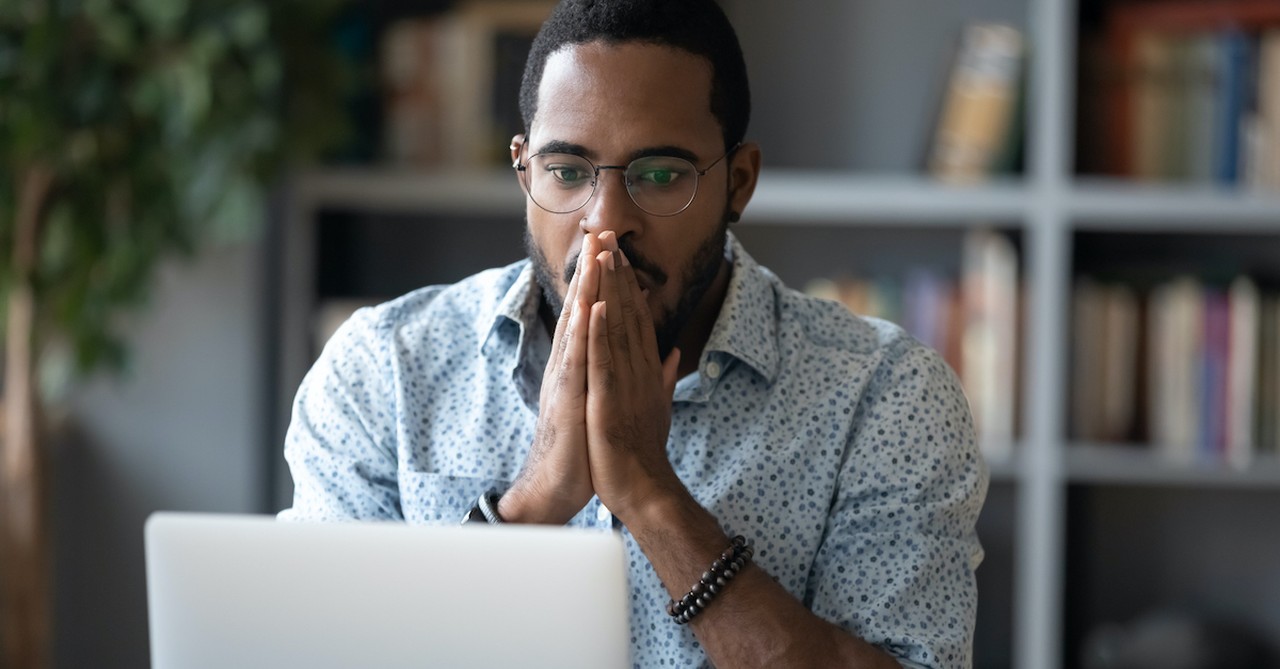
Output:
[144,513,630,669]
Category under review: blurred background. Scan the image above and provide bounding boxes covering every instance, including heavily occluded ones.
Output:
[2,0,1279,668]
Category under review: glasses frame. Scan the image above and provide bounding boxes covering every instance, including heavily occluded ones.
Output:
[513,141,742,217]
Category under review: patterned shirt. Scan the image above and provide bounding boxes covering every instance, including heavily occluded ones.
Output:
[280,232,988,669]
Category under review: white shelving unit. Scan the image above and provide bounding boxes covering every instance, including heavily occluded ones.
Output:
[270,0,1280,667]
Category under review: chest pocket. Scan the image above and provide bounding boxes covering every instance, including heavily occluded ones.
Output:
[397,471,511,524]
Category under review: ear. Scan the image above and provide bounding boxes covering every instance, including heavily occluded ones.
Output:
[510,134,525,168]
[727,141,761,222]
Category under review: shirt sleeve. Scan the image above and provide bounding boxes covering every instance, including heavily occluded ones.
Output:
[808,340,988,669]
[277,307,404,522]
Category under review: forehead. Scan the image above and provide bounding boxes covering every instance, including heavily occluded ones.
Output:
[531,41,720,156]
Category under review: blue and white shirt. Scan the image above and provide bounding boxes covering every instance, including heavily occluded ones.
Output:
[280,233,988,669]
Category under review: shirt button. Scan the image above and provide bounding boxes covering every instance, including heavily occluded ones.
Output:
[706,361,722,379]
[596,504,611,523]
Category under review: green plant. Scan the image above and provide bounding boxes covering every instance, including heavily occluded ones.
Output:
[0,2,351,666]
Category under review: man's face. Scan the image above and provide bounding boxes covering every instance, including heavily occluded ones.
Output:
[517,41,736,356]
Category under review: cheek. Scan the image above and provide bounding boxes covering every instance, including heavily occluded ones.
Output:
[528,214,575,275]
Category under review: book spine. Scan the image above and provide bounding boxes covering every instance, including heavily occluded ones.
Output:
[1226,276,1259,468]
[961,228,1019,455]
[928,23,1025,182]
[1215,30,1249,184]
[1260,31,1280,189]
[1200,289,1230,461]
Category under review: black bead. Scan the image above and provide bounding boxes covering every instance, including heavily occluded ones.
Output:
[708,582,721,594]
[695,595,708,608]
[692,582,706,595]
[702,569,715,583]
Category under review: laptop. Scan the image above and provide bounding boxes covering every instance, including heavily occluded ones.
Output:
[144,512,631,669]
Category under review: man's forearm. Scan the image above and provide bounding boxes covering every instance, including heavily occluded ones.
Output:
[622,491,904,669]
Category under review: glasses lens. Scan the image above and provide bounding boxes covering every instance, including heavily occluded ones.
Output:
[625,156,698,216]
[524,153,596,214]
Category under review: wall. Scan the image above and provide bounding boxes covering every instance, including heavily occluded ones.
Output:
[51,241,266,668]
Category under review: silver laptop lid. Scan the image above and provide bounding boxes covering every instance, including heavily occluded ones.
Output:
[145,512,630,669]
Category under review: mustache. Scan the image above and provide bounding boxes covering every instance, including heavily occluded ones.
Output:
[562,238,669,287]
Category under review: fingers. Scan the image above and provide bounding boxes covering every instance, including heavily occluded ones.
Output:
[550,234,600,363]
[587,299,614,395]
[550,237,590,362]
[613,245,661,367]
[597,231,658,369]
[662,347,681,398]
[557,291,590,400]
[577,233,601,310]
[595,248,631,369]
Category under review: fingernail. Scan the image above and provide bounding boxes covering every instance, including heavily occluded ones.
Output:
[619,250,630,266]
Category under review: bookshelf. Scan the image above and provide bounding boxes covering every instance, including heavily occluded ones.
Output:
[268,1,1280,668]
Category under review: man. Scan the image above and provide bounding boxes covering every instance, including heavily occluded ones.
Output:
[280,1,987,667]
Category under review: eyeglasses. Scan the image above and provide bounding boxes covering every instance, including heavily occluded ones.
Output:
[514,142,740,217]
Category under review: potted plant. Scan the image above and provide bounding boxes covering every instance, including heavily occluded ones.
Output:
[0,2,350,666]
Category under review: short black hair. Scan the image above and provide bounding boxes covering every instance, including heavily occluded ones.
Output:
[519,0,750,152]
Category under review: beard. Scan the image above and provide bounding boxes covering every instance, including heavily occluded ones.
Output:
[525,205,731,359]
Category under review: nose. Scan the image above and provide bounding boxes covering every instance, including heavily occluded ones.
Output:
[578,167,644,239]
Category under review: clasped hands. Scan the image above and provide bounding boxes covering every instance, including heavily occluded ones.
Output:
[499,231,684,526]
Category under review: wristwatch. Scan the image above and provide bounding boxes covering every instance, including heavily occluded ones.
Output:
[460,490,504,525]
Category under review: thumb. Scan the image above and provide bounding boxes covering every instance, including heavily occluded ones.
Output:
[662,347,681,398]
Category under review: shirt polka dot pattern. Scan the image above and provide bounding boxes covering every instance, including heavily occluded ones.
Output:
[280,233,988,669]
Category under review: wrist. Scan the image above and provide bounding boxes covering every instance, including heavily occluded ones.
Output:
[497,477,579,525]
[614,483,701,536]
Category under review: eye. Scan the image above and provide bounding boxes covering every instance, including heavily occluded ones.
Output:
[547,164,590,184]
[629,157,693,188]
[638,168,679,186]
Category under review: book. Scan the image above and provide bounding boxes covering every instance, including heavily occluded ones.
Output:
[1256,30,1280,189]
[1214,29,1252,184]
[1132,31,1180,180]
[1101,283,1140,442]
[960,228,1019,456]
[928,23,1025,183]
[381,16,453,166]
[1070,279,1139,443]
[902,268,953,360]
[1184,33,1221,183]
[1071,278,1107,441]
[1148,277,1205,462]
[1225,276,1260,468]
[1259,296,1280,455]
[1200,289,1230,461]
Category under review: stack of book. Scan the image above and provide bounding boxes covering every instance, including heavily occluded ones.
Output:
[1070,275,1280,467]
[1084,1,1280,187]
[806,229,1021,457]
[380,1,555,167]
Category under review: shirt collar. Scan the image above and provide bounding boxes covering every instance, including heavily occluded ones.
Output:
[701,232,780,384]
[477,261,541,356]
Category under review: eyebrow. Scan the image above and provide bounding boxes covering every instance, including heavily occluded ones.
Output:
[533,140,701,164]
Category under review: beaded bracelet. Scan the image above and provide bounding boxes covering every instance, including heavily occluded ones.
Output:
[666,535,754,625]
